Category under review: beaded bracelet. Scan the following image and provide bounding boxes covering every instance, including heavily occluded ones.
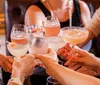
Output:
[7,78,23,85]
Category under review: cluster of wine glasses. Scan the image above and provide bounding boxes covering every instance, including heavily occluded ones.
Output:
[7,15,89,85]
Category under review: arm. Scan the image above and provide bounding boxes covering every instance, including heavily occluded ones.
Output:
[7,54,37,85]
[65,46,100,76]
[0,54,13,73]
[7,70,25,85]
[79,1,91,26]
[85,8,100,37]
[77,6,100,47]
[0,54,6,66]
[36,55,100,85]
[25,5,45,26]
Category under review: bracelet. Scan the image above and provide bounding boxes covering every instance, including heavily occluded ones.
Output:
[7,78,23,85]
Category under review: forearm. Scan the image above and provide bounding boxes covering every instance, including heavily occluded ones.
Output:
[78,29,95,47]
[85,8,100,37]
[40,57,100,85]
[7,69,25,85]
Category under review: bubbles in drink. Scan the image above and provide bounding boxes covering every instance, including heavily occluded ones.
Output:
[29,37,48,54]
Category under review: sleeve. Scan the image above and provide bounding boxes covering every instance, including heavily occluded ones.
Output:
[85,7,100,36]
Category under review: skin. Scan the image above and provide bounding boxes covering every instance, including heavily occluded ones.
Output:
[57,43,98,76]
[7,54,38,85]
[78,8,100,47]
[0,54,14,73]
[65,46,100,76]
[34,49,100,85]
[25,0,91,26]
[7,49,100,85]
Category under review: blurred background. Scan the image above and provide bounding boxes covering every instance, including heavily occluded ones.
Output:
[0,0,100,34]
[0,0,99,85]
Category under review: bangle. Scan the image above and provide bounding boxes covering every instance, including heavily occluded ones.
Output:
[7,78,23,85]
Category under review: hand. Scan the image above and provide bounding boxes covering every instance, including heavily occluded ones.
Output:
[76,66,98,77]
[1,56,14,73]
[67,62,98,77]
[34,48,58,75]
[0,54,7,65]
[57,43,73,60]
[12,54,38,77]
[35,48,58,62]
[64,46,100,71]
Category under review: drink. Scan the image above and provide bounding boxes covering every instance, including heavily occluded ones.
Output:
[11,24,28,44]
[29,37,48,54]
[8,24,28,57]
[47,36,66,51]
[44,26,60,37]
[11,34,27,44]
[7,43,28,57]
[27,24,43,38]
[62,29,89,44]
[44,16,60,37]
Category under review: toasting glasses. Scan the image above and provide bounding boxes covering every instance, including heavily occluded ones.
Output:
[7,24,28,57]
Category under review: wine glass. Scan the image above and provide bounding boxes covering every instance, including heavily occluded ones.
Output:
[46,36,65,85]
[47,36,66,51]
[7,24,28,57]
[47,76,61,85]
[60,26,89,45]
[44,16,60,37]
[26,24,44,44]
[28,37,48,54]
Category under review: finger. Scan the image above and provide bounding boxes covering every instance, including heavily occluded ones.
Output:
[2,63,11,73]
[73,47,89,57]
[2,67,8,72]
[71,64,81,71]
[35,59,43,66]
[34,54,44,59]
[68,62,76,69]
[4,60,12,70]
[76,66,88,73]
[57,49,69,60]
[64,58,73,66]
[7,56,14,64]
[47,48,52,53]
[0,54,6,61]
[25,54,36,60]
[76,67,97,76]
[46,69,50,75]
[64,43,72,51]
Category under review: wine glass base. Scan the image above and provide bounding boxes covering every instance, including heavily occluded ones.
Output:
[46,76,61,85]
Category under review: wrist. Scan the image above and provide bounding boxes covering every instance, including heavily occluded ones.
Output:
[95,58,100,76]
[12,69,25,83]
[87,29,95,40]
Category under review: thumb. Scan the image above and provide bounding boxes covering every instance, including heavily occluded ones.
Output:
[34,54,44,59]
